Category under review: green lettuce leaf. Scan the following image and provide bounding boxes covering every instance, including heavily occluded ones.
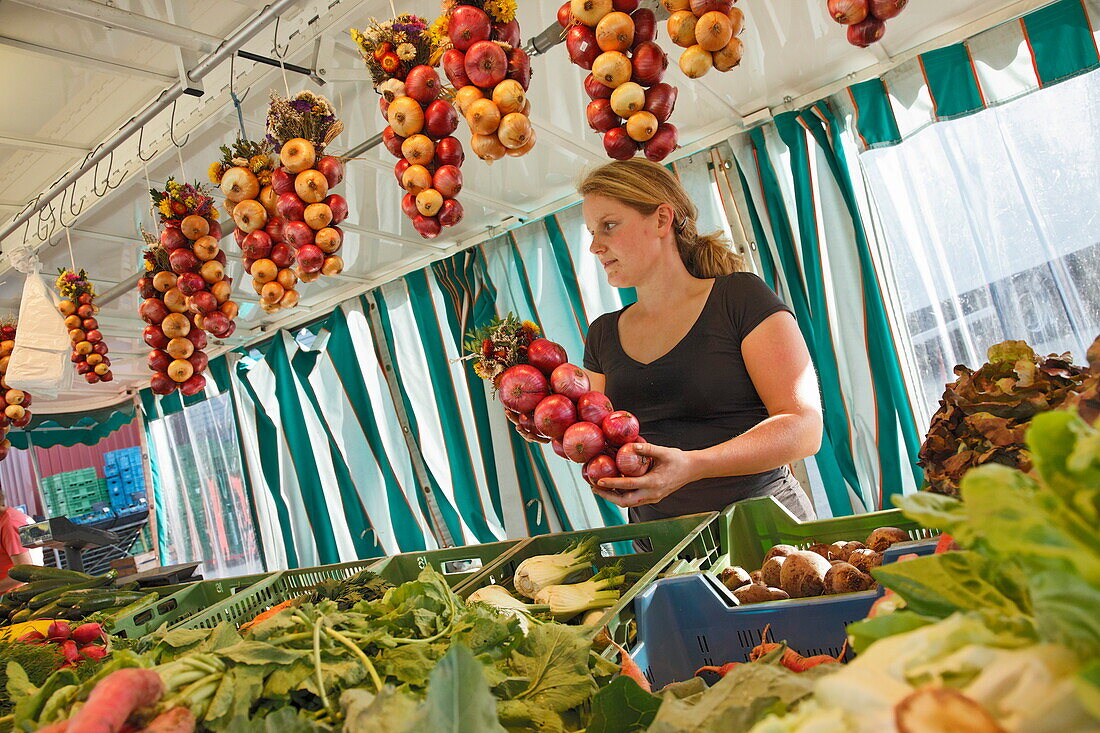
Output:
[416,644,506,733]
[586,677,662,733]
[845,611,935,655]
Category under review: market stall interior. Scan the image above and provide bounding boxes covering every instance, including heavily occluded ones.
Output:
[0,0,1097,730]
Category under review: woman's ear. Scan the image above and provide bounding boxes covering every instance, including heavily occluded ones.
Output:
[655,203,675,236]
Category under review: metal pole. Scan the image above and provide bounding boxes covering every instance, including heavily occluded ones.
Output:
[0,0,300,246]
[23,428,46,516]
[133,395,161,563]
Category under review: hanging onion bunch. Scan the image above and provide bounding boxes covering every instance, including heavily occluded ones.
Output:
[826,0,908,47]
[264,91,348,282]
[0,319,32,462]
[560,0,679,161]
[56,268,112,384]
[141,181,234,396]
[436,0,536,164]
[209,139,301,314]
[663,0,746,77]
[353,15,465,239]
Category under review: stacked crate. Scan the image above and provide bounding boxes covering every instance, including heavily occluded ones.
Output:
[39,468,108,517]
[103,447,146,512]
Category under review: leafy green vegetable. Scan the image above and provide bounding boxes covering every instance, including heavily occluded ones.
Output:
[586,677,662,733]
[845,611,934,655]
[417,644,506,733]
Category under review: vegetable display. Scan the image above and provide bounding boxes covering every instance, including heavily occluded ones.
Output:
[466,316,651,484]
[663,0,746,78]
[0,566,151,626]
[263,92,348,286]
[353,15,466,239]
[0,320,30,462]
[56,269,112,384]
[918,337,1095,496]
[827,0,909,47]
[439,0,536,163]
[716,526,915,604]
[13,566,617,732]
[208,139,302,314]
[142,180,233,396]
[559,0,679,161]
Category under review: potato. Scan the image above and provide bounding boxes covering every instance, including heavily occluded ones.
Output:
[867,527,910,553]
[732,584,789,605]
[848,548,884,574]
[761,556,786,588]
[835,540,866,562]
[823,561,874,594]
[718,566,752,591]
[763,544,798,563]
[779,551,832,598]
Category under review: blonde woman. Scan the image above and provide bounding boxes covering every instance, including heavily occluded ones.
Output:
[576,159,822,524]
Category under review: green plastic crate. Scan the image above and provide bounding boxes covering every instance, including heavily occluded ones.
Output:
[111,571,272,639]
[458,513,722,652]
[372,538,527,591]
[177,559,384,630]
[176,539,527,631]
[708,496,938,576]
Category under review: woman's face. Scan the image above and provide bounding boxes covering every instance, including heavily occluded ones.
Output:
[582,194,671,289]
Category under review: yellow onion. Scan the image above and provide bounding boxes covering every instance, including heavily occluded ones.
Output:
[497,113,533,149]
[679,45,713,78]
[492,79,526,115]
[626,111,658,142]
[455,85,485,116]
[465,98,502,135]
[610,82,645,118]
[696,11,733,52]
[471,133,507,162]
[592,51,632,88]
[387,97,424,137]
[506,127,537,157]
[667,11,698,48]
[713,36,744,72]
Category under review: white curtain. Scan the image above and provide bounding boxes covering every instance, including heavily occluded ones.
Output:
[147,392,264,579]
[859,70,1100,423]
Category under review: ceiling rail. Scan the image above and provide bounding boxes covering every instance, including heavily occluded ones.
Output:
[0,0,300,248]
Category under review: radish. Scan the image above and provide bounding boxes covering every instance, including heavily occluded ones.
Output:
[65,668,165,732]
[72,622,106,645]
[47,620,72,642]
[60,640,81,666]
[79,644,109,661]
[142,708,196,733]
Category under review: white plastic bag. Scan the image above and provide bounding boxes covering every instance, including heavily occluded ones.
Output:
[7,272,72,397]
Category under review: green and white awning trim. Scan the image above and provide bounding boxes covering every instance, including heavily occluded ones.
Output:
[8,401,136,449]
[839,0,1100,149]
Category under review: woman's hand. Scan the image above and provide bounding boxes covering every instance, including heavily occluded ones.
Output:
[591,442,699,508]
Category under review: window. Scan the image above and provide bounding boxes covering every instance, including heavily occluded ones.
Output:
[859,71,1100,422]
[148,393,263,578]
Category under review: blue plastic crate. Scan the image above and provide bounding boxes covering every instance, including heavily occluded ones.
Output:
[631,574,878,689]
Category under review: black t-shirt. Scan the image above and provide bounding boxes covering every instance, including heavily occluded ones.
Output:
[584,273,813,521]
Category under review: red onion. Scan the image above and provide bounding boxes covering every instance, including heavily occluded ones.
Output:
[616,442,652,477]
[584,73,614,100]
[630,41,668,86]
[643,123,677,162]
[602,410,640,445]
[499,365,551,413]
[827,0,868,25]
[585,454,622,483]
[603,127,638,160]
[550,363,591,401]
[552,438,568,459]
[847,16,885,46]
[527,338,569,375]
[577,391,614,425]
[567,25,600,69]
[562,421,606,463]
[557,1,573,28]
[587,99,620,133]
[869,0,907,19]
[534,394,578,440]
[644,83,677,123]
[630,8,656,47]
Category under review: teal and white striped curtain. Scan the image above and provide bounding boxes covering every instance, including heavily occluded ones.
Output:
[837,0,1099,150]
[228,304,437,569]
[721,110,923,518]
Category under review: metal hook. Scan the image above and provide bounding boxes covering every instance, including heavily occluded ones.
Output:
[229,54,250,140]
[59,186,85,229]
[272,16,289,59]
[169,100,190,148]
[91,145,112,197]
[136,124,157,163]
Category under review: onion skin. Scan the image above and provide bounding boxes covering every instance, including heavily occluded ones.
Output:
[527,339,568,375]
[643,123,678,162]
[847,15,885,46]
[567,25,601,69]
[630,8,657,47]
[534,394,579,440]
[869,0,907,20]
[603,127,638,160]
[713,36,744,72]
[499,365,551,413]
[587,99,620,133]
[828,0,869,25]
[550,363,592,401]
[644,83,678,123]
[562,421,606,463]
[584,73,614,100]
[696,11,733,53]
[630,41,668,86]
[577,391,614,424]
[602,411,640,445]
